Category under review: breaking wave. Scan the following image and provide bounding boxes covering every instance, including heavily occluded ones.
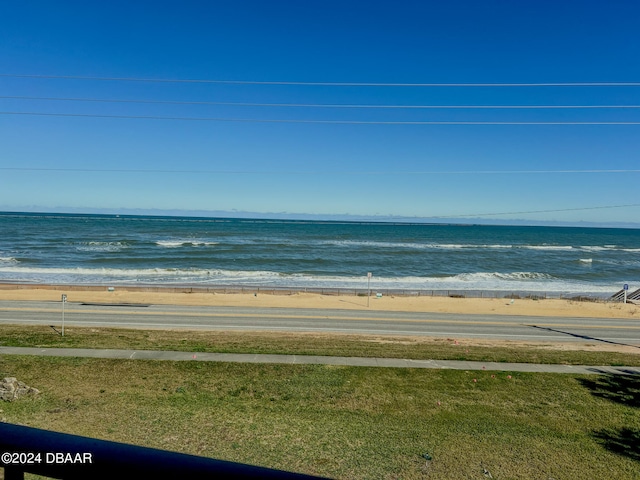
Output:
[75,241,129,252]
[156,240,219,248]
[322,240,514,250]
[0,266,618,294]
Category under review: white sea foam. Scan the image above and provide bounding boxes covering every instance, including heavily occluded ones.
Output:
[323,240,513,250]
[413,243,513,249]
[0,266,284,281]
[579,258,593,263]
[403,271,614,294]
[577,245,640,253]
[76,241,128,252]
[323,240,426,249]
[156,240,186,248]
[597,258,640,267]
[0,256,18,264]
[579,246,608,252]
[450,272,556,282]
[0,265,619,294]
[156,240,219,248]
[313,240,636,253]
[523,245,573,251]
[0,266,194,277]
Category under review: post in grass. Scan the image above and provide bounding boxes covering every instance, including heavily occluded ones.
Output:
[61,294,67,336]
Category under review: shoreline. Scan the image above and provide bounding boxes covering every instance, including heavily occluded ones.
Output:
[0,282,638,319]
[0,281,616,299]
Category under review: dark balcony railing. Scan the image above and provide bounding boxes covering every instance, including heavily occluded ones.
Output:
[0,423,329,479]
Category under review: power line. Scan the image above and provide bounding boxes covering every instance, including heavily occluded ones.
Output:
[2,73,640,87]
[434,203,640,218]
[3,95,640,109]
[2,167,639,175]
[3,111,640,125]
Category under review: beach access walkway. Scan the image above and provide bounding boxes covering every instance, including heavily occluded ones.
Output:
[1,346,639,376]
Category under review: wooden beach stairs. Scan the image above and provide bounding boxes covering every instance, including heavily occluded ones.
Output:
[610,288,640,304]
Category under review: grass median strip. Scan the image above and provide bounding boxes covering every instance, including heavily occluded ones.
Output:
[1,325,639,366]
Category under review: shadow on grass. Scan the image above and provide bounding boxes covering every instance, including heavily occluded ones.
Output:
[579,374,640,462]
[593,428,640,462]
[578,374,640,408]
[527,324,640,350]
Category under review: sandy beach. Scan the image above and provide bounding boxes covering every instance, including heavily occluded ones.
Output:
[0,283,638,319]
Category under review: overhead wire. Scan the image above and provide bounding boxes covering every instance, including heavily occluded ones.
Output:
[430,203,640,218]
[2,111,640,125]
[2,95,640,109]
[3,75,639,122]
[2,167,639,175]
[2,73,639,220]
[2,73,640,87]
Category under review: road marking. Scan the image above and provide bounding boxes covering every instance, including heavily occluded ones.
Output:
[1,306,639,330]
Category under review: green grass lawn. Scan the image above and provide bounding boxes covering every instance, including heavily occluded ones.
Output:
[2,325,640,366]
[1,355,639,479]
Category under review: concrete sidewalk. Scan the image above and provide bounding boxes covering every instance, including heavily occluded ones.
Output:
[2,346,639,375]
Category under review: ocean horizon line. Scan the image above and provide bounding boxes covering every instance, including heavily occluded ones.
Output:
[2,208,640,230]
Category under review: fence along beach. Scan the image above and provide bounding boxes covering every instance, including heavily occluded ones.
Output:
[0,282,639,321]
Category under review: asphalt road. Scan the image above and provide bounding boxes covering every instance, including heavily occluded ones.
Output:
[1,300,640,346]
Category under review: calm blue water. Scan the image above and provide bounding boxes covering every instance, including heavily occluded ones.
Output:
[1,212,639,296]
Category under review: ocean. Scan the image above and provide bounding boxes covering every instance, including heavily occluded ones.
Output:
[0,212,639,298]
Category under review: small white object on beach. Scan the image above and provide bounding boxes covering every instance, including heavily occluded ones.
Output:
[376,293,382,298]
[107,287,115,292]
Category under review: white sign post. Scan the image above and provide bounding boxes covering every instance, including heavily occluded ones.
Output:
[367,272,372,307]
[623,284,629,304]
[61,294,67,336]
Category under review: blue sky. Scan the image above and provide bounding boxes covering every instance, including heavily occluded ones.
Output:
[1,0,639,225]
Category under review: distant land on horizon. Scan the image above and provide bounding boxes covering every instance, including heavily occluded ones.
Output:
[2,206,639,230]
